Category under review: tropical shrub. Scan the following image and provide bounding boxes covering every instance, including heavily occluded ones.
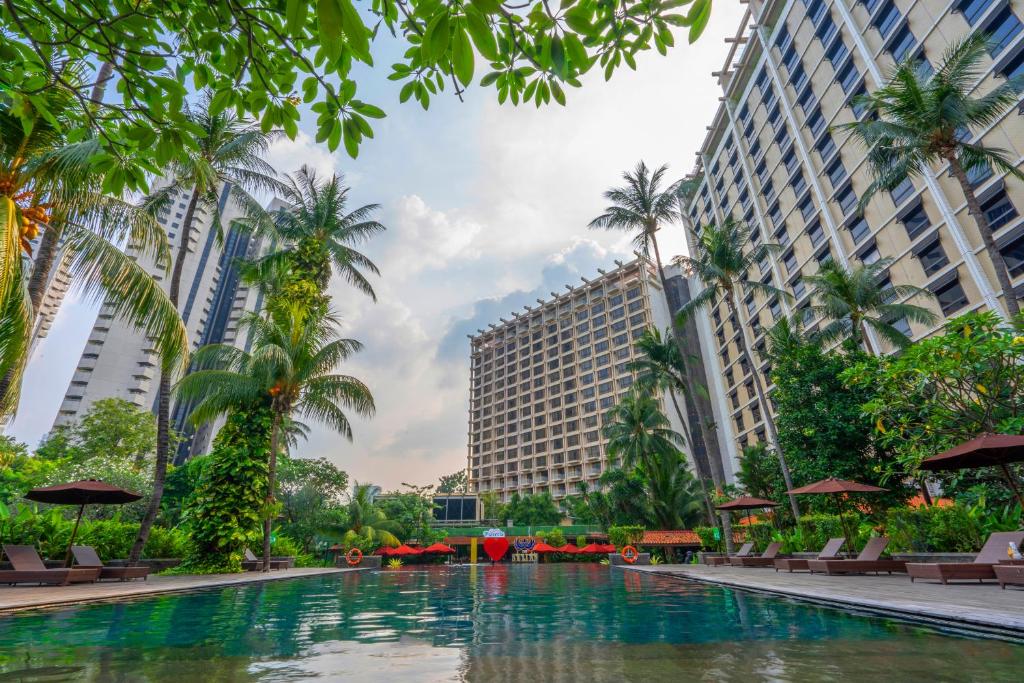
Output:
[575,535,587,548]
[743,522,774,551]
[537,528,567,548]
[694,526,721,552]
[179,408,272,570]
[884,505,984,553]
[607,525,644,548]
[796,513,866,552]
[387,558,404,570]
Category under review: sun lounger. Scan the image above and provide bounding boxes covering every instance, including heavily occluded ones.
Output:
[243,549,290,571]
[706,542,754,566]
[807,537,907,575]
[906,532,1024,584]
[0,544,100,586]
[731,541,784,567]
[774,538,845,572]
[71,546,150,582]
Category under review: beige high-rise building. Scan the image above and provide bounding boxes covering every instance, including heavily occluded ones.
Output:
[682,0,1024,475]
[466,257,705,503]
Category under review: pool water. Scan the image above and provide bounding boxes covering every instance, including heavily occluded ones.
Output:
[0,565,1022,681]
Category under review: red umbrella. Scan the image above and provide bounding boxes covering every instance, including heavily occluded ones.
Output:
[375,546,397,556]
[25,479,142,567]
[717,495,780,528]
[554,544,579,554]
[422,542,455,554]
[392,544,423,555]
[578,543,603,554]
[919,434,1024,508]
[532,542,560,553]
[787,478,887,552]
[596,544,617,553]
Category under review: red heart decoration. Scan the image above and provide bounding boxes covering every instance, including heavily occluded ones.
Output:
[482,537,510,562]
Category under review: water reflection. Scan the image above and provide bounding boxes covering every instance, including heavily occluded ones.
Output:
[0,565,1021,681]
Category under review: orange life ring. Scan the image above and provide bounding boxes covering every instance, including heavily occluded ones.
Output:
[345,548,363,566]
[621,545,639,564]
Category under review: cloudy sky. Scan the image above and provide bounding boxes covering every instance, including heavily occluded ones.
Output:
[9,3,746,491]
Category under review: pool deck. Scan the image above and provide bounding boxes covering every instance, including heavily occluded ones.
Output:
[0,567,361,613]
[627,564,1024,638]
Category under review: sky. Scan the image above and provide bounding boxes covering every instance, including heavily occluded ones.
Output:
[8,3,747,491]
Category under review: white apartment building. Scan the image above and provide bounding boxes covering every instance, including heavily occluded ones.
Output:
[466,257,710,502]
[52,186,277,461]
[682,0,1024,475]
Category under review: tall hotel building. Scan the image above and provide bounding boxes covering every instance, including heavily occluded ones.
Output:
[52,185,279,462]
[682,0,1024,475]
[466,258,720,502]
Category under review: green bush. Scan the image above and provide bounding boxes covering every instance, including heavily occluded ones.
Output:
[885,505,983,553]
[607,525,644,548]
[536,528,566,548]
[694,526,722,552]
[575,535,587,548]
[796,513,865,552]
[743,522,774,551]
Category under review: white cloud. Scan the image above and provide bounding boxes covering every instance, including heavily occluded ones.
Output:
[266,131,339,179]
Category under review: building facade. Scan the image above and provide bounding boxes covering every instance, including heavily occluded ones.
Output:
[52,185,274,461]
[682,0,1024,476]
[466,257,707,502]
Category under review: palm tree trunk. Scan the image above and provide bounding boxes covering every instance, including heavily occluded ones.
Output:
[649,233,734,551]
[90,62,116,104]
[128,187,200,564]
[264,411,282,572]
[947,156,1020,317]
[726,294,801,519]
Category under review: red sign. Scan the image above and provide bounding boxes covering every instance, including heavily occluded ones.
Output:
[482,537,510,562]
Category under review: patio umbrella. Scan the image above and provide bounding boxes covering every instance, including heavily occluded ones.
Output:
[24,479,141,568]
[531,542,559,554]
[554,544,579,554]
[392,544,423,556]
[578,543,604,554]
[596,544,617,554]
[716,495,780,529]
[422,543,455,554]
[787,478,886,553]
[918,433,1024,508]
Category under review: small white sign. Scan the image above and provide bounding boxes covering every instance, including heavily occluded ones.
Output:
[483,528,506,538]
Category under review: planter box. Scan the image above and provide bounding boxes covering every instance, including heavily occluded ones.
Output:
[608,552,651,566]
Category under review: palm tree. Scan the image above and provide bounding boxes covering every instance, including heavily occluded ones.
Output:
[129,99,283,564]
[629,328,717,525]
[678,218,801,519]
[806,257,937,352]
[335,483,401,549]
[644,451,706,532]
[241,166,384,312]
[836,33,1024,316]
[602,391,684,474]
[0,73,187,415]
[175,303,375,570]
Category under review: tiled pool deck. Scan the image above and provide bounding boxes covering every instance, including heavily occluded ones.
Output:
[0,567,360,613]
[628,564,1024,638]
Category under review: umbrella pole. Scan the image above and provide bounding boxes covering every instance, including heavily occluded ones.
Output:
[833,494,853,557]
[999,463,1024,510]
[64,503,86,568]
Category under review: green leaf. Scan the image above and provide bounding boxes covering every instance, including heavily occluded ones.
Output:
[318,0,344,61]
[465,8,500,61]
[337,0,371,60]
[423,11,451,64]
[479,71,501,87]
[451,23,474,87]
[564,7,594,35]
[286,0,307,35]
[469,0,503,14]
[687,0,712,44]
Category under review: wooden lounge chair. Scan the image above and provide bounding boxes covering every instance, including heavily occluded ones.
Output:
[994,564,1024,589]
[731,542,784,567]
[0,545,100,586]
[72,546,150,582]
[706,542,754,566]
[774,538,846,572]
[807,537,907,575]
[243,549,290,571]
[906,531,1024,585]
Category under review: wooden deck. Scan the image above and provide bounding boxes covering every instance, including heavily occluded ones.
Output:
[0,567,361,613]
[627,564,1024,638]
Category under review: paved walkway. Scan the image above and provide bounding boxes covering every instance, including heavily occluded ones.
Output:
[627,564,1024,637]
[0,567,360,613]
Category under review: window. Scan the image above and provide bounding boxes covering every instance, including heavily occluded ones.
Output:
[783,249,798,274]
[1001,232,1024,277]
[957,0,995,26]
[873,1,901,39]
[986,7,1023,57]
[826,158,847,188]
[888,26,918,63]
[997,44,1024,79]
[859,242,881,264]
[792,171,807,198]
[769,203,784,229]
[981,188,1019,230]
[817,134,837,162]
[783,149,799,175]
[890,178,915,207]
[800,197,817,222]
[806,108,825,139]
[900,201,931,239]
[848,216,871,244]
[836,185,858,215]
[808,220,825,247]
[837,60,861,93]
[825,38,850,67]
[933,278,969,315]
[917,239,949,276]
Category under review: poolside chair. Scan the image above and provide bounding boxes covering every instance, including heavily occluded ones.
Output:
[243,549,290,571]
[774,538,846,573]
[731,542,784,567]
[906,531,1024,585]
[0,545,100,586]
[706,542,754,566]
[807,537,907,575]
[71,546,150,582]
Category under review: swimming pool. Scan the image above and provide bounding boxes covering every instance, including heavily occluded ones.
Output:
[1,565,1021,681]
